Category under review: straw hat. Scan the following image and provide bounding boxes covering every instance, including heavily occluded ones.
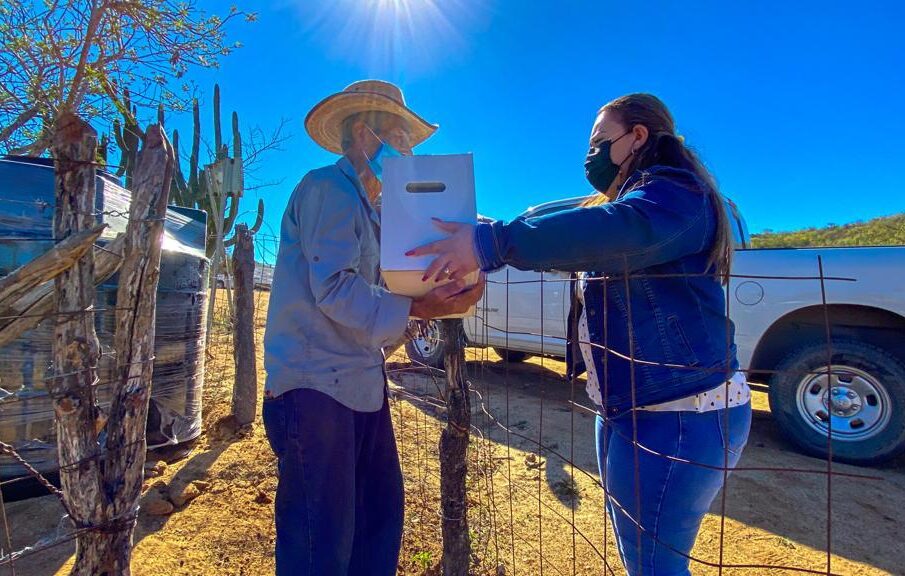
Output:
[305,80,438,154]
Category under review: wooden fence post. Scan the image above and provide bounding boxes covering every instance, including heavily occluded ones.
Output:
[101,123,174,573]
[49,111,106,574]
[50,113,174,575]
[231,223,257,426]
[439,318,471,576]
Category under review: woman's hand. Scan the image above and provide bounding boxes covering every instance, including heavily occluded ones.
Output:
[405,218,480,283]
[410,274,486,319]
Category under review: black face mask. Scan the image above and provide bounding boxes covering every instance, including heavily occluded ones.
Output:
[584,131,632,193]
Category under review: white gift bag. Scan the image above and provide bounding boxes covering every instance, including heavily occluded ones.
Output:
[380,154,479,317]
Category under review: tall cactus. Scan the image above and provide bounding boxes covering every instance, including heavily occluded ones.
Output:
[170,83,264,258]
[97,133,110,166]
[113,91,165,189]
[113,90,142,190]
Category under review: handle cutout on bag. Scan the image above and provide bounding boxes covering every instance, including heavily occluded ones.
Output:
[406,181,447,194]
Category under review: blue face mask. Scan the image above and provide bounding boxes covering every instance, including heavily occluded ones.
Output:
[364,126,404,181]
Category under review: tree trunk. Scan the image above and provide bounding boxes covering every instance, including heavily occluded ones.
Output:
[49,110,106,575]
[439,319,471,576]
[231,224,257,426]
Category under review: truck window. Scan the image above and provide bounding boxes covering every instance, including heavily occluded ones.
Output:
[724,200,749,249]
[522,196,589,219]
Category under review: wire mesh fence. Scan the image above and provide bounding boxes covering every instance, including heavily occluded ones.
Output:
[383,259,897,576]
[1,223,901,576]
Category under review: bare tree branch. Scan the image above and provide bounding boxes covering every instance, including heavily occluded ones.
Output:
[244,179,285,193]
[0,1,254,152]
[64,0,106,109]
[242,117,292,175]
[0,105,39,144]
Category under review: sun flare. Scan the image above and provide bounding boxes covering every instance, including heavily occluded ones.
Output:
[296,0,487,74]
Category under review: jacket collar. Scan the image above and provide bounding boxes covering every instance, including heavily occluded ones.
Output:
[618,165,706,198]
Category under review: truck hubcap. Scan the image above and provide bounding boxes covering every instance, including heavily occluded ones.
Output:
[796,365,890,442]
[412,321,441,360]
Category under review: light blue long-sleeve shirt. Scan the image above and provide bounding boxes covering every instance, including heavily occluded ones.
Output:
[263,157,412,412]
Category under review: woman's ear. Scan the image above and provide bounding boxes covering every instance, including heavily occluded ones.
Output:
[632,124,649,152]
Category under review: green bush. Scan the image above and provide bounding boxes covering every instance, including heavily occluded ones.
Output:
[751,213,905,248]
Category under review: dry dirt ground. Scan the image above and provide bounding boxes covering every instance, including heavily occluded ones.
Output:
[5,316,904,575]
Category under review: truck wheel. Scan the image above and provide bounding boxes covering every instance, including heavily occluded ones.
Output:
[492,348,531,363]
[405,320,447,369]
[768,339,905,465]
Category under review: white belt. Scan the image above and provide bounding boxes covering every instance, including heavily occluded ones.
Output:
[639,372,750,413]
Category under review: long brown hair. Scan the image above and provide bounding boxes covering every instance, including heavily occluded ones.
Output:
[584,93,733,282]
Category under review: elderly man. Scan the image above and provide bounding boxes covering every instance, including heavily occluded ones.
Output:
[262,80,482,575]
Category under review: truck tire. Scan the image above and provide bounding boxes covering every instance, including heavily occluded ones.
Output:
[768,339,905,465]
[404,320,448,369]
[492,348,531,363]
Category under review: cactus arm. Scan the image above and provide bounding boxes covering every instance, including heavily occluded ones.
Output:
[249,198,264,234]
[187,98,201,202]
[224,196,264,248]
[113,119,127,176]
[213,84,222,159]
[223,187,239,235]
[97,133,109,166]
[171,129,190,206]
[232,111,242,162]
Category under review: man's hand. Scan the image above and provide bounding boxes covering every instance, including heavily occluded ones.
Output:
[410,274,486,319]
[405,219,480,283]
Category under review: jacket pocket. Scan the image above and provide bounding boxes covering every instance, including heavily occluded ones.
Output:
[667,315,699,367]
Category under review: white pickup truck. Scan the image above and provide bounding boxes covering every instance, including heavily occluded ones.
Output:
[406,196,905,465]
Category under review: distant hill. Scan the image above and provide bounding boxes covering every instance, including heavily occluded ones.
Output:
[750,213,905,248]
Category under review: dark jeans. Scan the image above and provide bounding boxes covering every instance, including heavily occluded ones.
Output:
[262,388,404,576]
[596,403,752,576]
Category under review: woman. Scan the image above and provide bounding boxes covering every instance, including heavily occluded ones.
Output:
[408,93,752,576]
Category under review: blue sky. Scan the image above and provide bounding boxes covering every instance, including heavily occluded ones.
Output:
[167,0,905,246]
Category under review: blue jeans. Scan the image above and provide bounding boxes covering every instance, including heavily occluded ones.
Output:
[596,403,752,576]
[262,388,404,575]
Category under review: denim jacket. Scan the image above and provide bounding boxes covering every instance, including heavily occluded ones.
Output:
[263,157,412,412]
[474,166,738,415]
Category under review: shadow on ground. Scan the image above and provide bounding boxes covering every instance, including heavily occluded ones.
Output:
[390,354,905,576]
[3,429,235,576]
